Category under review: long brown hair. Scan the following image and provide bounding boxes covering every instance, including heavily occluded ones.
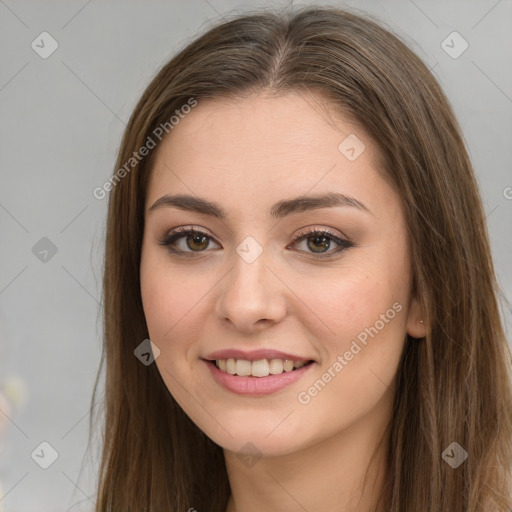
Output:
[90,6,512,511]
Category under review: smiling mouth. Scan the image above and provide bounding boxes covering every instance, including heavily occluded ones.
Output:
[211,358,314,377]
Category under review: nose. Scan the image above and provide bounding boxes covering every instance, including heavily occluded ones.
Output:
[215,248,287,334]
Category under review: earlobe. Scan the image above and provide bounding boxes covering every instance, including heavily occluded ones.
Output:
[406,298,427,339]
[407,318,427,339]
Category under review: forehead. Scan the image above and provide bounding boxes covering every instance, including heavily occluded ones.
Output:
[154,91,367,162]
[146,91,393,219]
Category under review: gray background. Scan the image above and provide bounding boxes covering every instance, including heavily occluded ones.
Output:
[0,0,511,510]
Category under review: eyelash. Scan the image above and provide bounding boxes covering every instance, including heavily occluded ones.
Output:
[158,226,353,259]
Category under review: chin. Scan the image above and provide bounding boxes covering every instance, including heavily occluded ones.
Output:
[197,413,313,458]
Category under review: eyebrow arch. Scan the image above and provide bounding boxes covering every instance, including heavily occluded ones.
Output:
[147,192,371,219]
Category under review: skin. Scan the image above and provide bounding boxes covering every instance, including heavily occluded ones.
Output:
[140,91,426,512]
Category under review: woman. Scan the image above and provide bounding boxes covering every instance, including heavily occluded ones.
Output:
[91,6,512,511]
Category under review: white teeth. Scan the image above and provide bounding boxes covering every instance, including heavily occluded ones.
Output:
[226,358,236,375]
[252,359,270,377]
[283,359,294,372]
[214,358,309,377]
[235,359,252,376]
[269,359,284,374]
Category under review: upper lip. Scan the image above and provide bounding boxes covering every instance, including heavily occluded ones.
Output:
[204,349,314,362]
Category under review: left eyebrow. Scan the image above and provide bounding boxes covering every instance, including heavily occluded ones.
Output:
[147,192,371,219]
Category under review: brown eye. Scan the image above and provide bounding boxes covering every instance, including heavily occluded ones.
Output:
[159,226,353,259]
[291,229,353,258]
[186,233,210,251]
[159,227,220,255]
[306,234,331,253]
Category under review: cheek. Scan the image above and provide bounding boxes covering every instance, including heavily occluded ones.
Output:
[305,258,410,388]
[289,273,407,443]
[140,256,207,399]
[140,253,208,343]
[308,261,408,338]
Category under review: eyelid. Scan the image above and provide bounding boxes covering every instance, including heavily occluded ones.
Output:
[158,226,220,251]
[289,226,353,259]
[292,225,349,243]
[158,225,353,258]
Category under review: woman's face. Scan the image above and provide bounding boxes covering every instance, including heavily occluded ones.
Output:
[140,91,425,456]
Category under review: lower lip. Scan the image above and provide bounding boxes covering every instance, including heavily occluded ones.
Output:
[204,360,315,395]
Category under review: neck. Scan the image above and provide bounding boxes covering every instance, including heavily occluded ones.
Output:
[223,390,392,512]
